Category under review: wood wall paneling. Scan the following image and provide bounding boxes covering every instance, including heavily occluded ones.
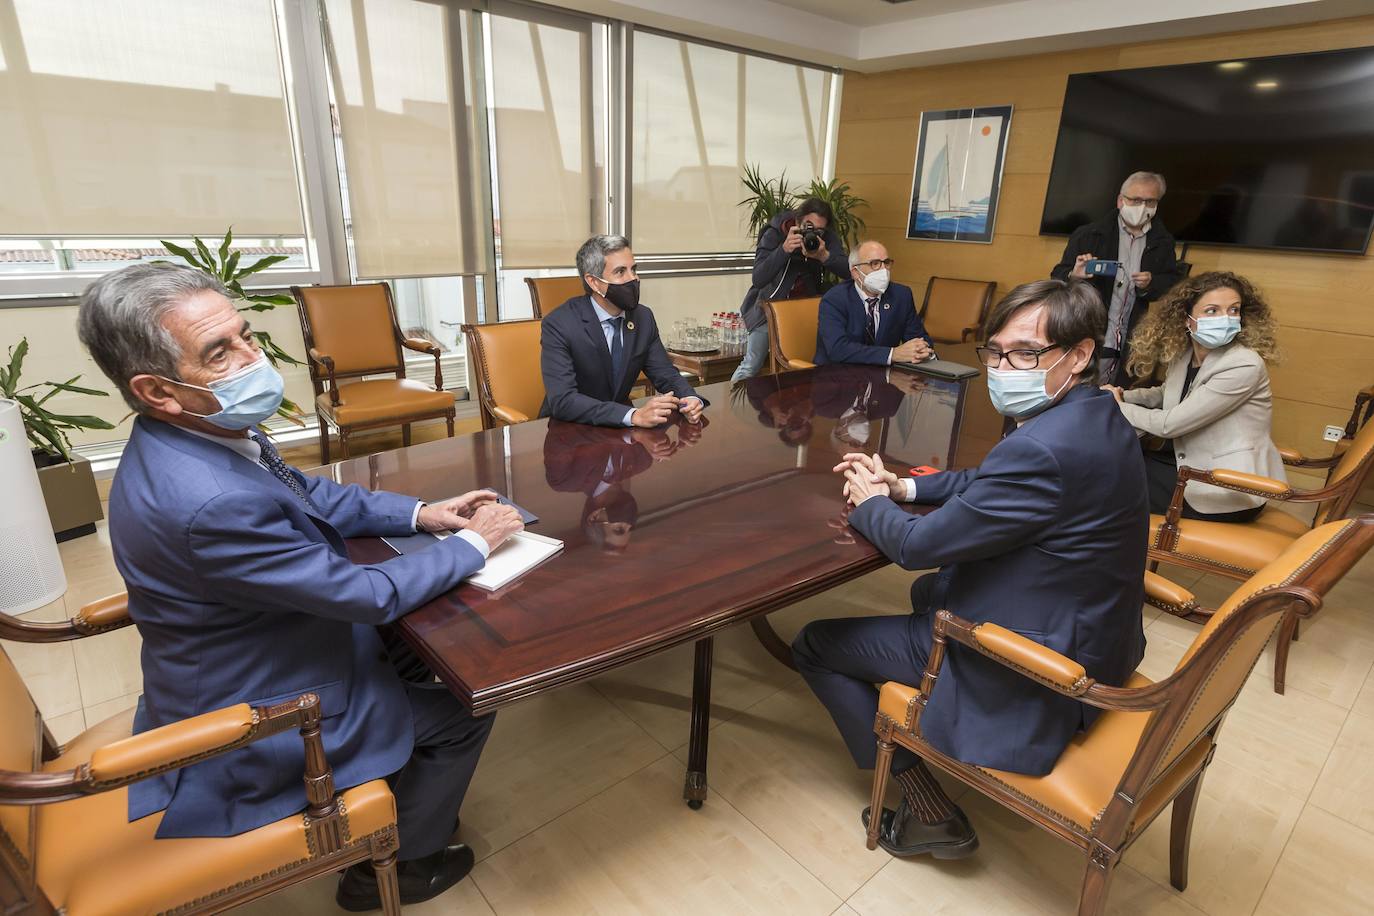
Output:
[836,15,1374,483]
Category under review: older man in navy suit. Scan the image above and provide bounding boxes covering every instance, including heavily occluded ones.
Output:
[814,240,935,367]
[793,278,1147,860]
[540,235,706,428]
[77,263,523,910]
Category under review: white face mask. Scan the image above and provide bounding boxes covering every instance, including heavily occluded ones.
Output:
[1120,202,1157,229]
[858,266,890,295]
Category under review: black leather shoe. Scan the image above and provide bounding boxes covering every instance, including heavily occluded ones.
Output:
[861,800,979,860]
[336,843,476,911]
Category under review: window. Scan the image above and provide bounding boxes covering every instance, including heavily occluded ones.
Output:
[630,32,834,255]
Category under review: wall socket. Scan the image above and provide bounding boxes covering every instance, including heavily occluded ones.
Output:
[1324,425,1344,442]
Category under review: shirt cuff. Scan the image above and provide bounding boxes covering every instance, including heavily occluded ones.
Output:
[454,528,491,560]
[622,407,636,427]
[887,348,894,365]
[411,501,425,532]
[899,477,917,502]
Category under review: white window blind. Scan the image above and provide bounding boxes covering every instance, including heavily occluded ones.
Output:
[0,0,304,238]
[631,32,832,255]
[322,0,487,279]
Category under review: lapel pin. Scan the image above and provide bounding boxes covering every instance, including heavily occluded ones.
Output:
[882,302,890,310]
[626,320,636,331]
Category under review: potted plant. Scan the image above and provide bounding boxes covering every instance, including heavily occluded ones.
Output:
[1,339,115,541]
[739,165,869,288]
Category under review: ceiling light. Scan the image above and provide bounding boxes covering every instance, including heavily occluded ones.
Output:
[1254,80,1280,90]
[1217,61,1247,71]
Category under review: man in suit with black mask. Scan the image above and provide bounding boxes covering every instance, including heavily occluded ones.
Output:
[540,235,707,428]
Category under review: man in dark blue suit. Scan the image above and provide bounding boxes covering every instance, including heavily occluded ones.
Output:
[814,240,935,367]
[793,279,1147,860]
[540,234,706,428]
[77,263,524,910]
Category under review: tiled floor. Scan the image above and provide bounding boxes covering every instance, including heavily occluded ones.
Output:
[7,491,1374,914]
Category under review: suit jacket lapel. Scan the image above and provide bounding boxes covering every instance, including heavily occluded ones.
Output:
[1162,351,1190,409]
[617,316,639,396]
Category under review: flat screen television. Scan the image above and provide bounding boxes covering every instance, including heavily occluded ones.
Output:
[1040,46,1374,254]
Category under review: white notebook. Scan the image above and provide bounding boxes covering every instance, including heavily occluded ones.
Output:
[435,529,564,592]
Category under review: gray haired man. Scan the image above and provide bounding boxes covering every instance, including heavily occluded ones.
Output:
[1050,170,1183,385]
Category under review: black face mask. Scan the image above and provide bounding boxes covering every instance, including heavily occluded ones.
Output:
[594,276,640,313]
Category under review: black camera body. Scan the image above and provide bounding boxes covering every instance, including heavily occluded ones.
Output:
[799,225,823,253]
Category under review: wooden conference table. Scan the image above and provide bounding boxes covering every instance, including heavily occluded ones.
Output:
[327,350,1001,808]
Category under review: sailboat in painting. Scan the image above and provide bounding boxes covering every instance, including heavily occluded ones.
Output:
[923,137,982,221]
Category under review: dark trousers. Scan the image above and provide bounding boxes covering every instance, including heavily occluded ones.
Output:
[792,572,946,773]
[1144,449,1265,523]
[382,627,495,861]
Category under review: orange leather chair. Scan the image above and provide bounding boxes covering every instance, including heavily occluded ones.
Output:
[919,277,996,344]
[525,276,587,318]
[463,319,545,429]
[0,596,402,916]
[292,282,456,463]
[866,516,1374,916]
[761,297,821,372]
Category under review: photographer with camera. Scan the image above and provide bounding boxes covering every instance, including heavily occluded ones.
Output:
[732,197,850,381]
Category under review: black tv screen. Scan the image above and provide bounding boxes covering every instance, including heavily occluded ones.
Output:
[1040,46,1374,254]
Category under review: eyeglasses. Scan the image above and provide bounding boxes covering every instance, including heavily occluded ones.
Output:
[974,343,1063,370]
[1121,195,1160,207]
[858,258,895,270]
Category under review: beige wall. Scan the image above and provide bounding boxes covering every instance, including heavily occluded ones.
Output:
[835,14,1374,484]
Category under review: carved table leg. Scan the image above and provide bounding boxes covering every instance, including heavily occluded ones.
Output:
[683,637,714,809]
[749,616,797,671]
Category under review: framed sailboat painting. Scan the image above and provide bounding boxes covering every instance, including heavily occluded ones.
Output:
[907,106,1013,243]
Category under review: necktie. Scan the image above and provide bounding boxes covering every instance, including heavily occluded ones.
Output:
[248,430,313,507]
[864,298,879,345]
[608,316,625,389]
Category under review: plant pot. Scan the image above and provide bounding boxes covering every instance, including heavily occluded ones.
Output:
[34,451,103,542]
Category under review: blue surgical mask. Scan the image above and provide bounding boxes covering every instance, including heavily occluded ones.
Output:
[165,356,285,430]
[1189,315,1241,349]
[986,349,1072,420]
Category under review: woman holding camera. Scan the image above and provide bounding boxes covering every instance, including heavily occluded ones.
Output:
[1103,270,1284,523]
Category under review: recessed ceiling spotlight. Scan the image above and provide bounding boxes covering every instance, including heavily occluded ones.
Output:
[1217,61,1247,71]
[1254,79,1280,90]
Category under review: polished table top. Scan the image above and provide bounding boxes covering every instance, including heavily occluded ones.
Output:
[333,350,1001,713]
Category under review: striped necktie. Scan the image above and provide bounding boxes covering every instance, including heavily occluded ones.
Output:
[248,430,313,507]
[864,298,879,345]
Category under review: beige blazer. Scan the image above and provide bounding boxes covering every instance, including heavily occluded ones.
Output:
[1119,343,1285,515]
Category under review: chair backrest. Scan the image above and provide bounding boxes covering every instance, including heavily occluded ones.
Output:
[464,320,545,425]
[0,647,40,899]
[1147,518,1373,782]
[525,276,586,319]
[1314,415,1374,524]
[762,297,821,371]
[920,277,996,344]
[292,283,404,380]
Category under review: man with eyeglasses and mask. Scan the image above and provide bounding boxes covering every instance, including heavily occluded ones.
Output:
[77,262,523,909]
[540,234,706,428]
[793,278,1147,862]
[732,196,850,381]
[814,240,934,366]
[1051,171,1183,386]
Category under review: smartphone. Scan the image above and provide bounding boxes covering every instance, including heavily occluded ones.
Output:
[909,465,942,477]
[1082,259,1120,277]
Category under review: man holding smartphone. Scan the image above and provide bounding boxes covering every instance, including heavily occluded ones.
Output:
[1050,171,1182,385]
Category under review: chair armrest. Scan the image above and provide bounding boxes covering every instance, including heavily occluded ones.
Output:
[971,623,1087,692]
[491,405,531,425]
[1276,445,1339,469]
[785,359,817,371]
[0,593,131,643]
[1157,466,1296,542]
[308,348,341,407]
[0,694,323,804]
[1208,468,1293,496]
[402,337,439,355]
[1143,571,1205,622]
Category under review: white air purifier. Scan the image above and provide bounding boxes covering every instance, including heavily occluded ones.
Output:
[0,398,67,615]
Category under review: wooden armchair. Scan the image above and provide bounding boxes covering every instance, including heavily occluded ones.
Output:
[919,277,996,344]
[866,516,1374,916]
[463,319,545,430]
[524,276,586,318]
[1278,382,1374,486]
[293,282,456,464]
[0,593,402,915]
[761,296,822,373]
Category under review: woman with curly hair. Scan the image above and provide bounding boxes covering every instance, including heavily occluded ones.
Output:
[1103,271,1284,522]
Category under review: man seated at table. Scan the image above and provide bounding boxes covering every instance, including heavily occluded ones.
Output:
[814,241,934,367]
[792,278,1148,860]
[76,262,524,910]
[540,234,706,428]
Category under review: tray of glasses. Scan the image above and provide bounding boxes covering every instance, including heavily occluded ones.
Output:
[667,339,720,354]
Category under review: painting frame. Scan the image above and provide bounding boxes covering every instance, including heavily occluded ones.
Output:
[906,106,1014,244]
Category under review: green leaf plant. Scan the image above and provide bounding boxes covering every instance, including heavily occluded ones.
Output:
[157,228,305,426]
[1,337,116,466]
